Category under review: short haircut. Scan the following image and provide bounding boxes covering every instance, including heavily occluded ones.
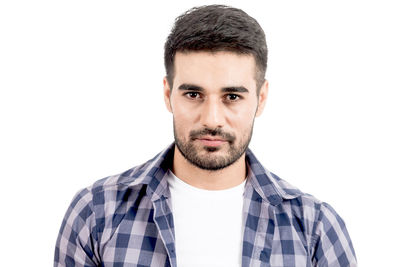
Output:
[164,5,268,94]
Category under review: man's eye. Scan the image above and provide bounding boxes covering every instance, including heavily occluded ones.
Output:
[226,94,240,101]
[185,92,201,99]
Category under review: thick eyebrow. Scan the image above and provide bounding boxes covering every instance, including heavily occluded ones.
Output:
[221,86,249,94]
[178,84,204,91]
[177,84,249,93]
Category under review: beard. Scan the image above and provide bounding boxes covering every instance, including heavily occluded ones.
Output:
[173,120,255,171]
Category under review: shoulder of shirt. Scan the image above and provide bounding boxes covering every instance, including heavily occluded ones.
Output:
[263,170,348,239]
[265,169,331,213]
[72,144,174,207]
[266,172,353,258]
[264,168,350,239]
[245,151,343,228]
[267,170,322,204]
[84,155,162,198]
[245,148,325,208]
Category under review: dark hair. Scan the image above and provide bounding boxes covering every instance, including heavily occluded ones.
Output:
[164,5,268,94]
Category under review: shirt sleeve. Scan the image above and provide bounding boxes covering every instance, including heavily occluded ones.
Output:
[310,202,357,267]
[54,188,100,267]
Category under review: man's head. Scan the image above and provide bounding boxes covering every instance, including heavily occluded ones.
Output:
[163,5,269,171]
[164,5,268,94]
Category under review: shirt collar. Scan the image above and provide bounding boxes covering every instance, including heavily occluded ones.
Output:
[122,142,303,204]
[244,148,303,205]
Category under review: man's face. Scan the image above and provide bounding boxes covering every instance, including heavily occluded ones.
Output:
[164,51,268,171]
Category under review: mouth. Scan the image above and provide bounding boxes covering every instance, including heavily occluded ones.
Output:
[196,136,227,147]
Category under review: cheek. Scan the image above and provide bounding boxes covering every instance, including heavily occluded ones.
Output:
[171,98,199,124]
[173,107,192,123]
[173,111,193,137]
[228,106,257,128]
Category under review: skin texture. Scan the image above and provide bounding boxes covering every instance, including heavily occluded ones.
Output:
[163,51,268,190]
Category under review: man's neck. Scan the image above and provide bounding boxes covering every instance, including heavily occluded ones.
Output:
[171,145,247,190]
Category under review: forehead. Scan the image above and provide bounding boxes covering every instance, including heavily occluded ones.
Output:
[173,51,257,92]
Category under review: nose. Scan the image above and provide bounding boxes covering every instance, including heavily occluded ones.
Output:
[200,97,225,128]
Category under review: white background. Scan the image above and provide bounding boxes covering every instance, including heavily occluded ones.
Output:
[1,0,399,266]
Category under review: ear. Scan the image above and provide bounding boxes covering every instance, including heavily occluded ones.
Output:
[255,80,269,117]
[163,77,173,113]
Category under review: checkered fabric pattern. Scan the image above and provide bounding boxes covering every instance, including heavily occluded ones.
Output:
[54,142,357,266]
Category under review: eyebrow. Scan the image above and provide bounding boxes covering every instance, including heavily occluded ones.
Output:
[177,84,249,93]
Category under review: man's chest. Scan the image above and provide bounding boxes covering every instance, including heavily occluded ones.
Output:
[171,193,244,266]
[98,206,312,267]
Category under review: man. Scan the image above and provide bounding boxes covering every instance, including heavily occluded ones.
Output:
[54,5,357,267]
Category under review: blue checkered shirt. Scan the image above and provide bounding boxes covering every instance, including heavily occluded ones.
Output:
[54,143,357,266]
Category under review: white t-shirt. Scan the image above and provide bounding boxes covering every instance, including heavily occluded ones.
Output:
[166,169,246,267]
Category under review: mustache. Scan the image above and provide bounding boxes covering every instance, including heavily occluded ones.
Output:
[189,128,236,142]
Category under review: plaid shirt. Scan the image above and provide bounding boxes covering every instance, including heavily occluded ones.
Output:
[54,142,357,266]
